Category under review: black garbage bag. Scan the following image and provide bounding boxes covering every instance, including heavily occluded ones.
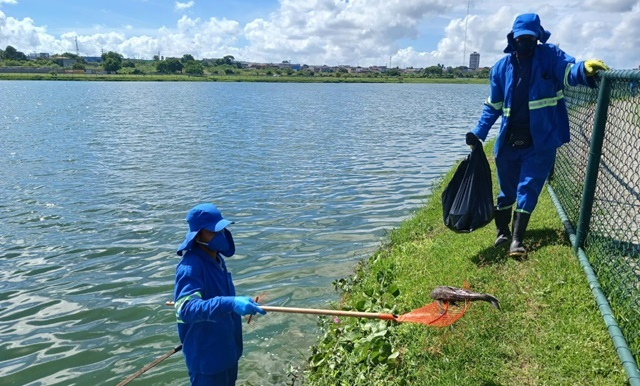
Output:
[442,145,494,233]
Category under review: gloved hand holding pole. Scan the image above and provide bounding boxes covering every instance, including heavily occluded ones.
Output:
[230,296,266,316]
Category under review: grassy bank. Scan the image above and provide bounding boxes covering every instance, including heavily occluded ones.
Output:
[0,72,488,84]
[303,144,626,386]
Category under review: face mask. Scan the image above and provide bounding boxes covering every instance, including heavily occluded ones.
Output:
[197,229,236,257]
[515,38,536,56]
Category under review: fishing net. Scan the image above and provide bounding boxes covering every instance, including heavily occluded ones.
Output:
[397,300,469,327]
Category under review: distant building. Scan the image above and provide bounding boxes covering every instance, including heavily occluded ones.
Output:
[469,52,480,70]
[28,53,50,60]
[50,56,77,68]
[84,56,103,63]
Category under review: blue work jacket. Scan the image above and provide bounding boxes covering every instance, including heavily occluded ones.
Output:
[472,44,594,155]
[174,248,242,375]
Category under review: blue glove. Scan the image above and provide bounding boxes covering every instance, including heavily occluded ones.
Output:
[466,132,481,148]
[231,296,266,316]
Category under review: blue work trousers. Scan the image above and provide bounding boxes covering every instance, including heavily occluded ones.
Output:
[495,145,556,213]
[190,364,238,386]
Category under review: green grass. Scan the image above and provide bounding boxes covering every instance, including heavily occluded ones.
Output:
[304,144,627,386]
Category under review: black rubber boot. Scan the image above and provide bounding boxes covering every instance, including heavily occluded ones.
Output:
[509,211,531,257]
[494,207,512,247]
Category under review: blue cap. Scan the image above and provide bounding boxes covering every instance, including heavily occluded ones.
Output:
[176,203,233,256]
[512,13,541,39]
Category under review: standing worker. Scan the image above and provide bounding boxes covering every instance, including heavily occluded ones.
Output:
[174,203,265,385]
[466,13,608,257]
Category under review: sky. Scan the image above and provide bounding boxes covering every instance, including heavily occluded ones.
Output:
[0,0,639,69]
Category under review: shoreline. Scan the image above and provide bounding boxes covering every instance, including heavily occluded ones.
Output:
[0,73,489,84]
[303,140,628,385]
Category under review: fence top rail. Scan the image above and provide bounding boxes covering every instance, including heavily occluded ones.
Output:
[600,69,640,80]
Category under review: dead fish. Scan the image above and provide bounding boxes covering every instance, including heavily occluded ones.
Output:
[430,286,501,311]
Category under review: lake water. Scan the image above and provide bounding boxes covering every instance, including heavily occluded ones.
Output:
[0,80,488,385]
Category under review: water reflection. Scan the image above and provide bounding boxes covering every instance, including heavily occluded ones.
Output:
[0,81,489,385]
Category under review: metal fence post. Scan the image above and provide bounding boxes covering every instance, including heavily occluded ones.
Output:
[574,75,612,252]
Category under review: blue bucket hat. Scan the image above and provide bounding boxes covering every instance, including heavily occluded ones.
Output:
[504,13,551,53]
[176,203,234,256]
[513,13,541,38]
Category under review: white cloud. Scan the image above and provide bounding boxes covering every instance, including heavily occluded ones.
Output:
[0,0,18,5]
[0,1,639,69]
[0,9,242,59]
[0,10,56,52]
[242,0,457,65]
[175,1,194,12]
[583,0,637,12]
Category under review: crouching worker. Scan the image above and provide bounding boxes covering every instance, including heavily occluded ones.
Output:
[174,203,265,385]
[466,13,607,258]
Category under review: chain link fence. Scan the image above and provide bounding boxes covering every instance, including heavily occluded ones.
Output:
[552,70,640,377]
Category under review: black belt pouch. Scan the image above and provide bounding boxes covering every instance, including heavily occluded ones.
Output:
[507,127,532,149]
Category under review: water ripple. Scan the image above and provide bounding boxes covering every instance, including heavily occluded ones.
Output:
[0,81,491,385]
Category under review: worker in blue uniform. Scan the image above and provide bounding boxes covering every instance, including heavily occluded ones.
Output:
[466,13,608,257]
[174,203,265,385]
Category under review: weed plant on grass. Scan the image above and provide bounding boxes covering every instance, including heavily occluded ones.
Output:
[304,143,626,386]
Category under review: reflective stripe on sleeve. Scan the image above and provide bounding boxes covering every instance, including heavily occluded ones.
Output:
[175,291,202,323]
[563,63,573,88]
[485,97,503,111]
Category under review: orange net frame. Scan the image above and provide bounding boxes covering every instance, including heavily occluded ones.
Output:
[396,300,470,327]
[397,282,472,327]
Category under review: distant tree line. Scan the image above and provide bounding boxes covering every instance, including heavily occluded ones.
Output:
[0,45,490,79]
[0,45,28,61]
